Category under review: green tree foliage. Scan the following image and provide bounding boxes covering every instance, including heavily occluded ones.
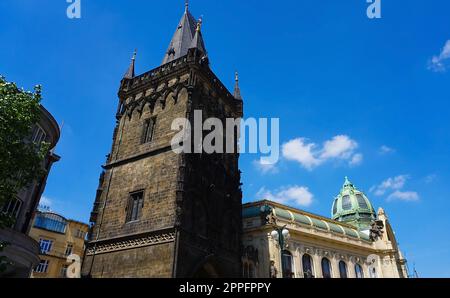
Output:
[0,76,49,270]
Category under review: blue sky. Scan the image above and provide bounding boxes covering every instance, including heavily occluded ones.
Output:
[1,0,450,277]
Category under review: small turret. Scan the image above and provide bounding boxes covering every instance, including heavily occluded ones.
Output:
[123,50,136,80]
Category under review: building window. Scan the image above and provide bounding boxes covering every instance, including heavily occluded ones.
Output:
[342,195,352,210]
[75,229,85,239]
[339,261,348,278]
[281,250,294,278]
[332,199,338,215]
[60,265,68,278]
[356,194,369,209]
[34,260,49,273]
[321,258,332,278]
[32,125,47,144]
[126,191,144,222]
[1,198,22,219]
[65,244,73,256]
[39,239,53,254]
[355,263,364,278]
[141,117,156,144]
[302,254,314,278]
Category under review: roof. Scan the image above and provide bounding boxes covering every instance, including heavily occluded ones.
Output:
[243,200,371,242]
[161,7,199,65]
[332,177,376,229]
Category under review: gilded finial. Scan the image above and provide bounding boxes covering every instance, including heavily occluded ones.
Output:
[196,17,202,32]
[132,49,137,60]
[235,71,239,82]
[185,0,189,12]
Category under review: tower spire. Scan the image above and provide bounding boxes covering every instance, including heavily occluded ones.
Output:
[161,2,198,65]
[233,71,242,100]
[123,49,136,80]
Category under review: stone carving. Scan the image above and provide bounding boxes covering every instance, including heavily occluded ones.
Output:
[86,232,176,255]
[369,220,385,241]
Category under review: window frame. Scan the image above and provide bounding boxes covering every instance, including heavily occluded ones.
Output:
[141,117,157,144]
[355,263,364,278]
[125,191,145,223]
[339,261,348,278]
[321,257,332,278]
[39,239,54,254]
[65,243,74,256]
[302,254,315,278]
[1,197,22,219]
[34,260,50,273]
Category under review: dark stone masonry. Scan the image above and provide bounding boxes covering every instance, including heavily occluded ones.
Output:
[81,6,243,278]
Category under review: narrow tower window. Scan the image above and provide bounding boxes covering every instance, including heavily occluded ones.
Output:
[126,191,144,222]
[142,117,156,144]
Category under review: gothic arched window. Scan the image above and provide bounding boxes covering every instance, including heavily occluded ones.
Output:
[281,250,294,278]
[321,258,332,278]
[355,264,364,278]
[339,261,348,278]
[302,254,314,278]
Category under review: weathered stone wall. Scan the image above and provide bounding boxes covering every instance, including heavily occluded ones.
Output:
[83,242,175,278]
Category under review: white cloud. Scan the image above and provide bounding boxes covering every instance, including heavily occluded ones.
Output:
[282,135,362,170]
[371,175,420,203]
[320,135,358,160]
[371,175,409,196]
[349,153,363,166]
[380,145,395,154]
[387,191,420,202]
[253,159,279,174]
[428,40,450,72]
[282,138,321,170]
[256,186,314,207]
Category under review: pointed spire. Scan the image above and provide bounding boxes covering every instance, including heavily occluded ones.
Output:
[189,18,207,54]
[161,3,198,65]
[233,71,242,100]
[123,49,136,80]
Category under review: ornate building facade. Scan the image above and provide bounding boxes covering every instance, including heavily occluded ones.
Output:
[242,178,408,278]
[81,4,243,278]
[0,105,61,278]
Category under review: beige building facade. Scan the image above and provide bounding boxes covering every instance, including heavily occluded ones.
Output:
[28,211,88,278]
[242,178,408,279]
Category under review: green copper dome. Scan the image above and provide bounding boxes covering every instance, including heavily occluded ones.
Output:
[331,177,376,230]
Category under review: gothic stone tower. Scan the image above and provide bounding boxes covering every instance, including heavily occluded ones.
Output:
[81,5,243,278]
